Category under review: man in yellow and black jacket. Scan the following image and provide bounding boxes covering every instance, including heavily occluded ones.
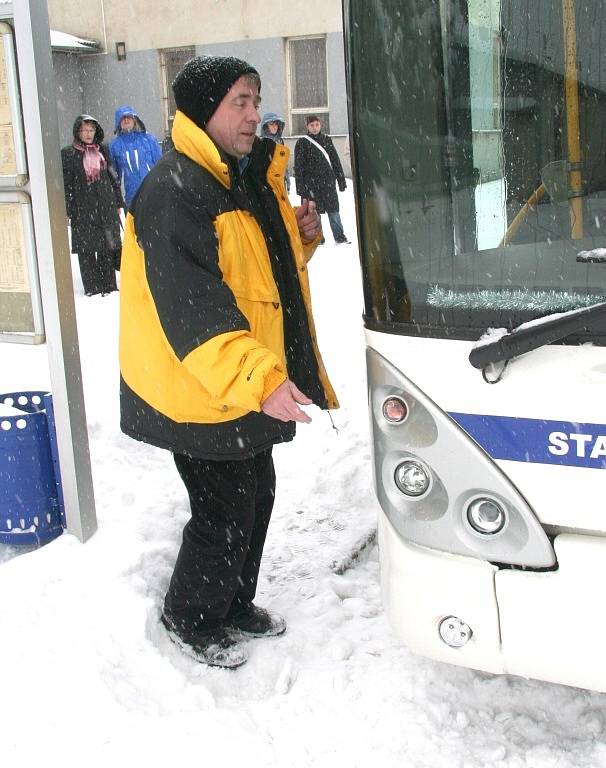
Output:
[119,56,337,668]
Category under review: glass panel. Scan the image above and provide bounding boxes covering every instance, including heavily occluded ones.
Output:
[289,38,328,111]
[291,112,330,135]
[348,0,606,341]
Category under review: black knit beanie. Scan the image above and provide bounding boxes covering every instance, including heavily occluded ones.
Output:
[172,56,260,129]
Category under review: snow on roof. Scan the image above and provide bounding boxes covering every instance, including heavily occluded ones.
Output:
[0,2,100,51]
[50,29,100,53]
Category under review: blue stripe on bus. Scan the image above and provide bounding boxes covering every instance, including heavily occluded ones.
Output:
[448,413,606,470]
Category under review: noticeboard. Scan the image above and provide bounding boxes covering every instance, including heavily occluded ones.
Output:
[0,23,27,185]
[0,191,42,341]
[0,19,42,343]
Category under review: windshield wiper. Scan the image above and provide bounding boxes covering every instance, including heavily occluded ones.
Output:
[469,300,606,369]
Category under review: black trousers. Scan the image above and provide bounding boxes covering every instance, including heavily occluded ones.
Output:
[163,449,275,632]
[78,249,117,295]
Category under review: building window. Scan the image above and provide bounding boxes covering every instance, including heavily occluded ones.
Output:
[287,36,329,135]
[160,46,195,135]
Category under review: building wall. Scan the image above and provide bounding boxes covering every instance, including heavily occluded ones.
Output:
[326,31,347,135]
[49,1,350,173]
[80,50,164,141]
[52,52,83,146]
[53,33,349,151]
[48,0,343,51]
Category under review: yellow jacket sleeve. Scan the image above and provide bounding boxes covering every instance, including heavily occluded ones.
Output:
[182,330,287,413]
[301,231,323,264]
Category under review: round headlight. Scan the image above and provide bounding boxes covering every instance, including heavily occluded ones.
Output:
[394,459,430,497]
[439,616,472,647]
[382,396,409,423]
[466,497,506,535]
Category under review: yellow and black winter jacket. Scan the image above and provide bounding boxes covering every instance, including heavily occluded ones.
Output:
[119,110,337,459]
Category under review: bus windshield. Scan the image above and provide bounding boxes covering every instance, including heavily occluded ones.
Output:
[346,0,606,342]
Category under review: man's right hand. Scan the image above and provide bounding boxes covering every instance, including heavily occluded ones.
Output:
[261,379,312,423]
[296,198,321,243]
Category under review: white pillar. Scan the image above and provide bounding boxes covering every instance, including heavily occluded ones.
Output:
[11,0,97,541]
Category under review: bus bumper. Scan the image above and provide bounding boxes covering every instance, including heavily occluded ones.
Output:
[379,513,606,691]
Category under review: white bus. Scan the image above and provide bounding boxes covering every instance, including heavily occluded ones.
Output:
[343,0,606,691]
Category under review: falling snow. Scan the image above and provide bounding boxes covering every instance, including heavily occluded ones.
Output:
[2,188,606,768]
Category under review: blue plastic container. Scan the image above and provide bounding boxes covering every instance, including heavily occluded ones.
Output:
[0,391,64,545]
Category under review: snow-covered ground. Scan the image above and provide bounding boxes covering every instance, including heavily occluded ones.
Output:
[2,189,606,768]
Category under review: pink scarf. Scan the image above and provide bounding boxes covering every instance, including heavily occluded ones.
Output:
[73,140,106,183]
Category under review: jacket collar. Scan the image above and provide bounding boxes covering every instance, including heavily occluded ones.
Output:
[172,109,289,189]
[172,110,231,188]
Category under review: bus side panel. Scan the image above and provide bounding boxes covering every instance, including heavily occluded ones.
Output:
[379,513,505,674]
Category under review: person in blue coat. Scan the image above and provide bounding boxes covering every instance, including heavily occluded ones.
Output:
[109,105,162,207]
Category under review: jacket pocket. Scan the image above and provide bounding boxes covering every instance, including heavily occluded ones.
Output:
[234,296,285,365]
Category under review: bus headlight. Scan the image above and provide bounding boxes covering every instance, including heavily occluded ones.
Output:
[466,497,506,535]
[368,347,557,568]
[394,459,431,497]
[382,396,409,423]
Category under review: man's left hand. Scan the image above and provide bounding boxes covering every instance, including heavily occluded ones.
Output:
[296,198,321,243]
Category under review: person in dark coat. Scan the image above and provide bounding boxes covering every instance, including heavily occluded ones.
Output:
[260,111,290,191]
[294,115,350,244]
[61,115,124,296]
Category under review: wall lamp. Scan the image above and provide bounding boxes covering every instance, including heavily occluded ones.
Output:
[116,41,127,61]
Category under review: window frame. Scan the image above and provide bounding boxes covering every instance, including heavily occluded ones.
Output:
[159,46,195,135]
[286,34,329,135]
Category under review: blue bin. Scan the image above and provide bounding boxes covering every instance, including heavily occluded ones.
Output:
[0,391,65,545]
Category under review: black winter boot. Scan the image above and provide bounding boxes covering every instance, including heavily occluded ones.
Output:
[225,604,286,638]
[161,613,247,668]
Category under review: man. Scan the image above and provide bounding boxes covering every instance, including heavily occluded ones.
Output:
[294,115,350,244]
[119,56,338,669]
[109,105,162,207]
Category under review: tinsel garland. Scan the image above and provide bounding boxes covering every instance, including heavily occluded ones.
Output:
[427,286,606,312]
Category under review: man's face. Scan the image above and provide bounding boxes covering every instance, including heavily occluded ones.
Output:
[78,121,96,144]
[120,115,135,132]
[267,120,279,135]
[205,75,261,159]
[307,120,321,135]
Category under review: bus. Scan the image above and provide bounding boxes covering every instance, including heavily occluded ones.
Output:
[343,0,606,692]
